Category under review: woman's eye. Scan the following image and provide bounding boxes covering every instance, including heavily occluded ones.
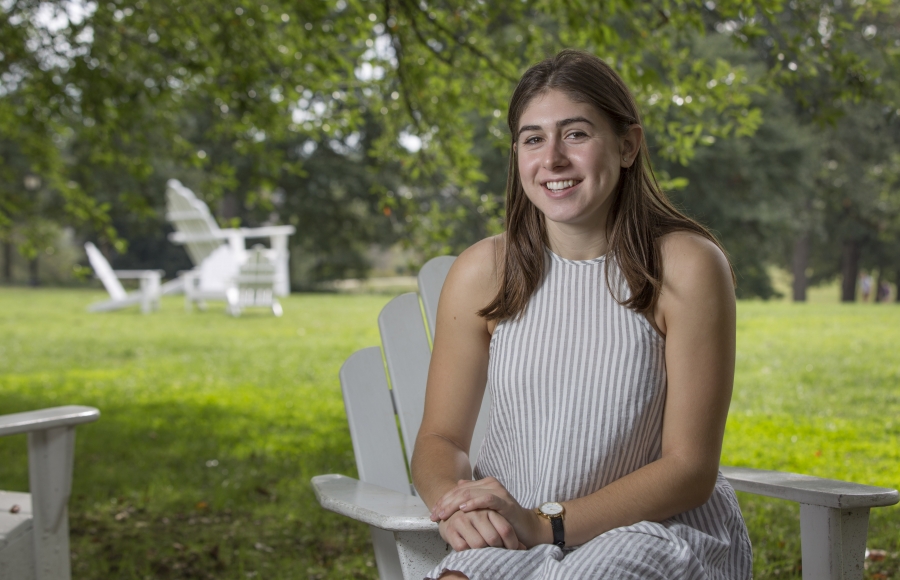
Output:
[523,136,541,145]
[567,131,587,139]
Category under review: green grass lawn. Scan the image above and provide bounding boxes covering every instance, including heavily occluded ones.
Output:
[1,288,898,579]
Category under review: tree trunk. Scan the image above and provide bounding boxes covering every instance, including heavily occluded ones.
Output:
[220,193,240,222]
[792,233,810,302]
[895,267,900,303]
[28,256,39,287]
[2,241,11,283]
[840,240,861,302]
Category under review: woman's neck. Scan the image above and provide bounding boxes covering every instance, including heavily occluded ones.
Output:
[545,225,609,261]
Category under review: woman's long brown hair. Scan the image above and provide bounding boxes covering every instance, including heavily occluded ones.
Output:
[479,50,734,320]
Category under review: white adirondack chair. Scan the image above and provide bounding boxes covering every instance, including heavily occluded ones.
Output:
[223,245,283,317]
[84,242,164,314]
[312,256,900,580]
[0,406,100,580]
[165,179,295,307]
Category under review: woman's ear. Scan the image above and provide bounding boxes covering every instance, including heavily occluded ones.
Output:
[620,124,643,168]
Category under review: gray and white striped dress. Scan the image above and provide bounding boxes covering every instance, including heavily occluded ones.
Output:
[426,250,752,580]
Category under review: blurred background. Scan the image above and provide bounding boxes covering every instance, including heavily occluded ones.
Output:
[1,0,899,301]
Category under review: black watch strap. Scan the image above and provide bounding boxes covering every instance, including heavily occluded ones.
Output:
[549,516,565,549]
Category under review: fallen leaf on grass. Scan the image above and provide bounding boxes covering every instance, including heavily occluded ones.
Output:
[867,548,887,561]
[114,511,129,521]
[195,501,209,510]
[254,542,274,553]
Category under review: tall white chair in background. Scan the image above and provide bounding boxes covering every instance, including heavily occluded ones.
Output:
[83,242,163,314]
[0,406,100,580]
[165,179,295,310]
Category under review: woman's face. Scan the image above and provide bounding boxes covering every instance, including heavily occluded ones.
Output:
[516,89,640,233]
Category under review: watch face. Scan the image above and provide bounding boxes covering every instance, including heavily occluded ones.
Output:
[541,502,564,516]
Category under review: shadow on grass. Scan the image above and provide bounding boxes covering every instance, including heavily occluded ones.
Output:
[0,391,379,580]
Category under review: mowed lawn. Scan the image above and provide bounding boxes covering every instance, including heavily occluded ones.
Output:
[0,287,898,579]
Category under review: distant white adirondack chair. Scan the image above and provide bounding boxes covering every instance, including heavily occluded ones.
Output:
[0,405,100,580]
[313,256,900,580]
[84,242,163,314]
[165,180,295,310]
[224,245,283,317]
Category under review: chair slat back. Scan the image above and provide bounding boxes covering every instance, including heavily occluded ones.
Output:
[340,347,410,495]
[340,329,419,579]
[415,257,492,466]
[84,242,127,300]
[165,179,223,265]
[417,256,456,340]
[379,293,432,468]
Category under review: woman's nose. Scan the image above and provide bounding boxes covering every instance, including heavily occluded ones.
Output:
[542,138,569,169]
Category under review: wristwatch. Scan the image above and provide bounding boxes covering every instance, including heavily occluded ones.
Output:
[536,501,566,548]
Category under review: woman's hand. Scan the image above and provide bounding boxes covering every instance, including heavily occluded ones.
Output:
[438,509,525,551]
[431,477,547,548]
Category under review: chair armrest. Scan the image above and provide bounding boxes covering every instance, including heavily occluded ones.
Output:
[111,270,164,279]
[236,225,296,238]
[721,465,899,509]
[0,406,100,437]
[312,474,438,532]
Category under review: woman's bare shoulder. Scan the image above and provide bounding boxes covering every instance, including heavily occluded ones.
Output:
[445,234,504,298]
[658,231,732,289]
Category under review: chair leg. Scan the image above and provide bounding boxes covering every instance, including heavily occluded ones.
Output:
[394,530,451,580]
[28,426,75,580]
[800,503,869,580]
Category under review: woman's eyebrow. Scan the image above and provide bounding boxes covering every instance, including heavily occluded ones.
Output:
[517,116,595,138]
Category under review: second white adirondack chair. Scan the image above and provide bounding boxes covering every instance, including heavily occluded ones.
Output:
[0,406,100,580]
[313,256,900,580]
[224,245,283,317]
[84,242,164,314]
[165,179,295,301]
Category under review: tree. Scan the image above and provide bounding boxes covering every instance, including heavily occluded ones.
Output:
[2,0,897,286]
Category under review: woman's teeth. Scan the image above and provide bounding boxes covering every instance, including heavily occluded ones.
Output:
[546,180,576,191]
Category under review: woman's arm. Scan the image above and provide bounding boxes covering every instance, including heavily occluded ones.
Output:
[410,236,521,550]
[436,231,736,548]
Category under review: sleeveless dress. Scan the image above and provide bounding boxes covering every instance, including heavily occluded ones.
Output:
[425,250,752,580]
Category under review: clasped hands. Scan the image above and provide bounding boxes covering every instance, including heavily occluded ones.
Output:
[429,476,547,552]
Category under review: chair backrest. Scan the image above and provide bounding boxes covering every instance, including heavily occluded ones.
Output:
[84,242,127,300]
[340,255,492,580]
[165,179,224,266]
[341,255,492,495]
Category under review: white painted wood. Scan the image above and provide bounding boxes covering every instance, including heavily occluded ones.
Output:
[341,347,410,579]
[84,243,163,314]
[0,406,98,580]
[165,179,295,297]
[29,427,74,580]
[416,256,455,339]
[311,475,436,532]
[0,407,100,437]
[799,504,870,580]
[721,466,899,509]
[225,245,282,317]
[416,257,491,467]
[378,294,431,468]
[395,530,451,579]
[340,348,409,495]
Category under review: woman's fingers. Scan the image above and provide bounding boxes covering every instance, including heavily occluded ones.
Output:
[486,510,520,550]
[438,510,520,552]
[431,478,511,521]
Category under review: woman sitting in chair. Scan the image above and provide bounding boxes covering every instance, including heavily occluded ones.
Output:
[410,50,752,579]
